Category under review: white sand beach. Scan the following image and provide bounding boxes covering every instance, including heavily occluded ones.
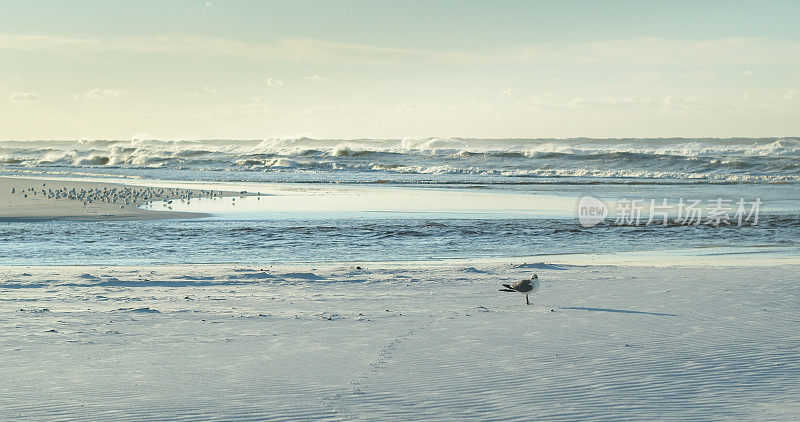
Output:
[2,260,798,420]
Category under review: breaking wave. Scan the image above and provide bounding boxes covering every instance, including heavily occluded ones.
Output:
[1,137,799,184]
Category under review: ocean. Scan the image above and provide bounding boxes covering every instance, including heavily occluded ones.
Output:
[2,137,799,265]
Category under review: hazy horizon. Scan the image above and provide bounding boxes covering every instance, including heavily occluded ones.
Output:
[3,0,799,140]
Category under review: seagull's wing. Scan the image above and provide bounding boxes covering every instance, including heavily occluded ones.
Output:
[502,283,513,289]
[499,288,515,292]
[510,279,528,289]
[511,279,533,292]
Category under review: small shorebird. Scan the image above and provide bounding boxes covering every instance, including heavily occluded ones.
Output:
[500,274,539,305]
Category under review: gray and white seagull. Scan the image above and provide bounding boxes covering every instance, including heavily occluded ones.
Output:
[500,274,540,305]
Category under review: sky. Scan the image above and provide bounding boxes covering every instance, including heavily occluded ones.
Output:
[2,0,799,140]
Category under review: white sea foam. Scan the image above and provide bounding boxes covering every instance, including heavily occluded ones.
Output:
[1,137,799,183]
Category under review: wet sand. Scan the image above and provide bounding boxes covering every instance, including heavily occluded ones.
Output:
[0,177,237,221]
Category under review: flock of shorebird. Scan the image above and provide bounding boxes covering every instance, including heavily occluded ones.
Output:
[9,183,226,209]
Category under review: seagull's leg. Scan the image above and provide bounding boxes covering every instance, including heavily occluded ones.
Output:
[526,294,530,305]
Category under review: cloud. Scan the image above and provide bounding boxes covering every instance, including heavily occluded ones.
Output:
[509,94,721,113]
[2,33,800,72]
[0,34,100,52]
[266,78,284,87]
[8,92,39,102]
[182,86,218,98]
[0,34,450,65]
[533,37,800,67]
[569,96,656,107]
[303,75,324,82]
[2,33,796,67]
[764,87,799,102]
[76,88,125,100]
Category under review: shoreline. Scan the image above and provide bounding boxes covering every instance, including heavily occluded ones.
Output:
[2,245,798,268]
[0,176,254,221]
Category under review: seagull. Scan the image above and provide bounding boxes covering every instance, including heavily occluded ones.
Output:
[500,274,539,305]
